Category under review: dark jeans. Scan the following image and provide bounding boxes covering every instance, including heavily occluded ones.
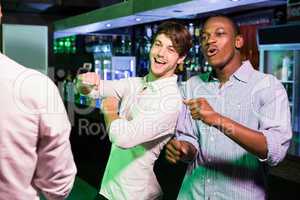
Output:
[94,193,109,200]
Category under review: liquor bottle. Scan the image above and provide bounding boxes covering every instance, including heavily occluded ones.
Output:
[121,35,126,55]
[282,55,291,81]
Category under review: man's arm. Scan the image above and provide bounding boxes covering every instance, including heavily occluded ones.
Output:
[33,80,76,199]
[78,72,127,99]
[212,113,268,159]
[101,86,199,162]
[184,78,292,164]
[165,104,198,164]
[104,91,182,149]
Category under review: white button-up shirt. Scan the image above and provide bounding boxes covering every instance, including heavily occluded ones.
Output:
[99,75,182,200]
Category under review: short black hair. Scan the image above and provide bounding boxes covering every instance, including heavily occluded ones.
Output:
[202,14,241,36]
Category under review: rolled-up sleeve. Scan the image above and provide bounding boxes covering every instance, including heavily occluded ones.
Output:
[33,81,77,200]
[175,104,199,152]
[259,79,292,166]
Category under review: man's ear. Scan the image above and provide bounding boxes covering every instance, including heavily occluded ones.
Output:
[235,35,244,49]
[177,55,186,65]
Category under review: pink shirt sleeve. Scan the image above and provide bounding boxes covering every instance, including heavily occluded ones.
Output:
[30,73,77,199]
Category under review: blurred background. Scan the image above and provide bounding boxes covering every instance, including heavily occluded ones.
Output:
[1,0,300,199]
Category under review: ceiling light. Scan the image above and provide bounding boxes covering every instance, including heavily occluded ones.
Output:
[135,18,141,22]
[106,23,111,27]
[173,10,183,13]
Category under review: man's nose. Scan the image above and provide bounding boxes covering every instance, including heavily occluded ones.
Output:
[157,47,167,57]
[207,34,217,43]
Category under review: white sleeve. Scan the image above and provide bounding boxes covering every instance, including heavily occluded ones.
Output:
[109,90,182,148]
[98,79,130,100]
[258,78,292,166]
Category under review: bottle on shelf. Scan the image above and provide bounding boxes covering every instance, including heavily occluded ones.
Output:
[281,54,292,82]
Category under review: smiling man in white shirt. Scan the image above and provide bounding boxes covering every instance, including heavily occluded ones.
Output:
[79,21,192,200]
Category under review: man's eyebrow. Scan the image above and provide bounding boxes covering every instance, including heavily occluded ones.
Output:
[215,27,225,31]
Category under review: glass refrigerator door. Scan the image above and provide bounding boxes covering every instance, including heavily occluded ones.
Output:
[92,43,113,80]
[259,44,300,156]
[111,56,136,80]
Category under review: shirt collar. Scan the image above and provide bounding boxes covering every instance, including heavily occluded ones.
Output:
[231,60,255,83]
[142,74,178,90]
[202,60,254,83]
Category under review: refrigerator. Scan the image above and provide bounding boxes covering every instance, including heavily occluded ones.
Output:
[258,23,300,156]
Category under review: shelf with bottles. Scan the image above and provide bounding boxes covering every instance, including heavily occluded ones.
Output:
[112,34,132,56]
[84,33,133,57]
[133,24,155,77]
[187,22,202,59]
[263,50,295,82]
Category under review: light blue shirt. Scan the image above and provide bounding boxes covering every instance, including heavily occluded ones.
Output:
[176,61,292,200]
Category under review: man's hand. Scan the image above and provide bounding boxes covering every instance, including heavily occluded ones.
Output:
[77,72,100,95]
[165,138,197,164]
[183,98,221,126]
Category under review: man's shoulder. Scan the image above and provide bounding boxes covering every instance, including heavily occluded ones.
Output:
[17,68,53,86]
[250,70,286,103]
[252,69,283,86]
[1,53,50,81]
[118,76,142,85]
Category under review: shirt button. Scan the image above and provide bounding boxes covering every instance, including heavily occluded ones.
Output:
[207,179,211,183]
[207,158,211,162]
[210,137,214,141]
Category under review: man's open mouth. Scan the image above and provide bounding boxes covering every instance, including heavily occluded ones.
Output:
[207,46,218,57]
[154,57,167,65]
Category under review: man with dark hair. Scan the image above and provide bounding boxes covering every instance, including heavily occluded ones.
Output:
[0,4,76,200]
[166,15,292,199]
[79,21,192,200]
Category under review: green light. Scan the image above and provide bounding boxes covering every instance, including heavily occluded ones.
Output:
[70,35,76,41]
[65,41,71,47]
[54,36,77,54]
[71,47,76,53]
